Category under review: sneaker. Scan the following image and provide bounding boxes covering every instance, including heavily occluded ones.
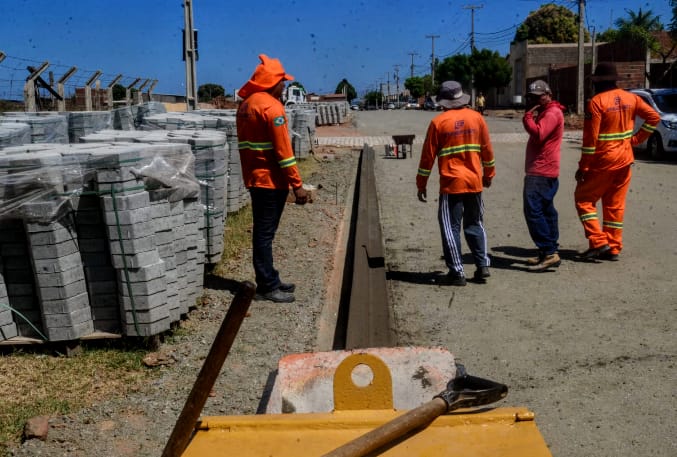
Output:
[473,266,490,283]
[446,272,467,286]
[279,282,296,293]
[527,253,561,272]
[255,288,295,303]
[579,244,611,260]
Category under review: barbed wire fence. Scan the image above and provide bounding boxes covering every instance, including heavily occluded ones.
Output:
[0,51,157,110]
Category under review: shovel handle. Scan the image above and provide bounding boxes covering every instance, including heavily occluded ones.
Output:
[322,371,508,457]
[161,281,256,457]
[322,397,448,457]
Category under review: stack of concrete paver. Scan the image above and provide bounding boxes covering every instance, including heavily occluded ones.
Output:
[0,112,69,143]
[290,109,317,158]
[67,111,112,143]
[0,123,31,148]
[80,129,228,265]
[0,141,204,341]
[111,106,136,130]
[0,263,18,340]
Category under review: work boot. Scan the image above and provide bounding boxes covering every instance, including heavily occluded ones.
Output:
[527,253,561,272]
[255,288,295,303]
[579,244,610,260]
[598,250,619,261]
[446,271,467,286]
[279,282,296,293]
[525,252,545,265]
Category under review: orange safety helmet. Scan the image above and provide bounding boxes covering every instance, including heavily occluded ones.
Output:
[238,54,294,99]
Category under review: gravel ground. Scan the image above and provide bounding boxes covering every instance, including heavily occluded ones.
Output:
[8,141,359,457]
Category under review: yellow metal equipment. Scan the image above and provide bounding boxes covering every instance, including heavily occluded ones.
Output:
[181,352,553,456]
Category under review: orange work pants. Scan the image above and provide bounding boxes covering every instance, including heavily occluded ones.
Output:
[574,165,632,255]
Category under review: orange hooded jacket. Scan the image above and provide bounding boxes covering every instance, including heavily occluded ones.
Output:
[580,88,660,172]
[417,107,495,194]
[236,55,303,190]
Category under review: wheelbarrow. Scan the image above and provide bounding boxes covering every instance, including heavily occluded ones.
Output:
[391,134,415,159]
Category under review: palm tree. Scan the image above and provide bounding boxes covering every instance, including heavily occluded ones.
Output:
[615,8,663,32]
[614,8,664,52]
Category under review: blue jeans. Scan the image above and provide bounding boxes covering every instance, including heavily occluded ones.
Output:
[438,192,490,276]
[250,187,289,293]
[523,175,559,255]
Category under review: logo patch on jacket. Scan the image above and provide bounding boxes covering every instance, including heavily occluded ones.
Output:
[455,120,465,129]
[273,116,286,127]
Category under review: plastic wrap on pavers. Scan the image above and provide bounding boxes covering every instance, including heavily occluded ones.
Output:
[0,122,31,149]
[0,141,205,341]
[67,111,113,143]
[0,112,69,144]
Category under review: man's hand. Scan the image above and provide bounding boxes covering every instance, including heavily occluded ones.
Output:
[417,190,427,202]
[482,176,492,188]
[575,169,585,183]
[294,186,308,205]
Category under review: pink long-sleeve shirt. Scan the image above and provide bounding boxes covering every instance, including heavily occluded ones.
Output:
[522,101,565,178]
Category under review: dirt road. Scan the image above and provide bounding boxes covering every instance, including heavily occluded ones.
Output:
[350,109,676,457]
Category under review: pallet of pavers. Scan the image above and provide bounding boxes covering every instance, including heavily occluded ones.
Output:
[80,129,228,266]
[0,141,205,344]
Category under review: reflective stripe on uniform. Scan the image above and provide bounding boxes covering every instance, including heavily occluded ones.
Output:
[581,146,595,155]
[278,156,297,168]
[579,212,597,222]
[598,130,633,141]
[238,141,273,150]
[603,220,623,229]
[417,168,431,177]
[438,143,481,157]
[640,122,657,134]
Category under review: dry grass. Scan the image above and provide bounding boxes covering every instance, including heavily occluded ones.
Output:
[0,346,152,450]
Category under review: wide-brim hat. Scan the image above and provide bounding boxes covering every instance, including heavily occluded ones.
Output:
[238,54,294,99]
[590,62,618,82]
[437,80,470,109]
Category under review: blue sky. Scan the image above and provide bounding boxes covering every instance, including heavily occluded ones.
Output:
[0,0,671,100]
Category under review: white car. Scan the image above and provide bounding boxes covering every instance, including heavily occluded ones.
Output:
[629,88,677,160]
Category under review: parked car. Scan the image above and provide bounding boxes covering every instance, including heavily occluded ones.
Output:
[386,103,395,110]
[423,97,441,111]
[629,88,677,160]
[405,101,420,110]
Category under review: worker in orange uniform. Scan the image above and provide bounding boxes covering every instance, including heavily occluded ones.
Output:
[575,62,659,260]
[417,81,496,285]
[237,54,308,302]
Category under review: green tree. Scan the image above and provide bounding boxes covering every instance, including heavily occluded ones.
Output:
[335,79,357,102]
[364,90,381,108]
[470,49,512,93]
[198,83,225,102]
[404,76,425,98]
[436,54,472,89]
[112,84,126,101]
[514,3,588,44]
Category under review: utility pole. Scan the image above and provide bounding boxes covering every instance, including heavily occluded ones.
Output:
[393,64,400,104]
[425,34,440,91]
[464,4,483,108]
[183,0,198,111]
[577,0,585,115]
[463,4,483,52]
[408,52,418,79]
